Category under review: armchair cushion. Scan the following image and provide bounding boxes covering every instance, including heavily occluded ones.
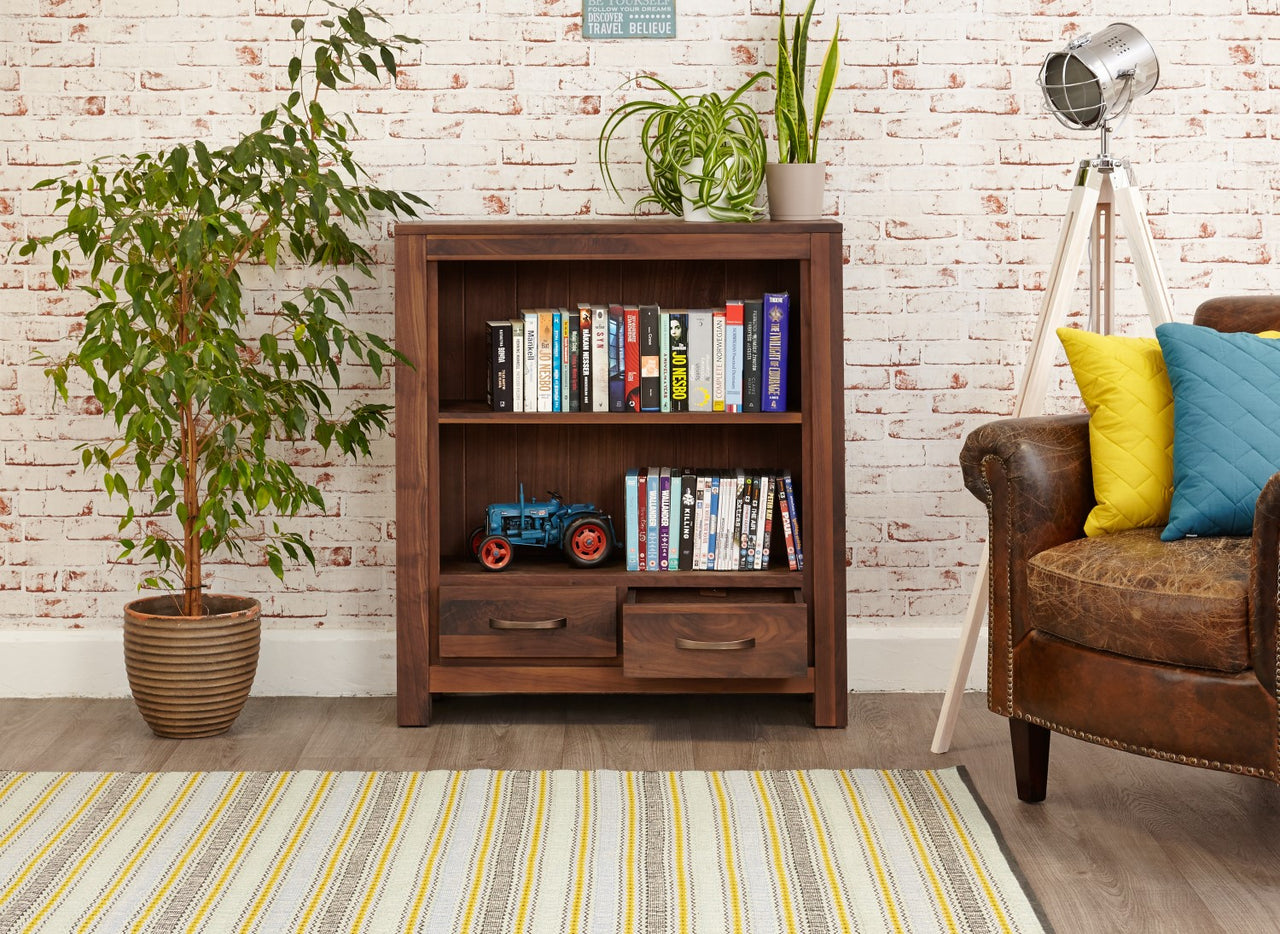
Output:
[1156,323,1280,540]
[1057,327,1173,535]
[1026,528,1250,672]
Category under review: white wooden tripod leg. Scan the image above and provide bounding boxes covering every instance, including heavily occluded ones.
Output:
[930,554,988,752]
[1109,166,1174,327]
[930,166,1104,754]
[1015,167,1105,416]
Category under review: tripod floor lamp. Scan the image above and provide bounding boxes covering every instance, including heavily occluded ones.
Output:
[932,24,1175,754]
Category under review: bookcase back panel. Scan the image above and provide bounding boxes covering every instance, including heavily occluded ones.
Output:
[436,423,803,565]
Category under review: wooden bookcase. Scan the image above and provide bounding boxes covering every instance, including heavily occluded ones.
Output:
[394,220,846,727]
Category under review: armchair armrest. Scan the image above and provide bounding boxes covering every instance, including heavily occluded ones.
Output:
[960,413,1092,711]
[1251,471,1280,696]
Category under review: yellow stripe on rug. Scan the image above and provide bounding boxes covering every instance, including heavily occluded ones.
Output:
[0,768,1049,934]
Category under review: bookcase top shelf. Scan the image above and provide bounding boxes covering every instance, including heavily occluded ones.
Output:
[396,219,842,263]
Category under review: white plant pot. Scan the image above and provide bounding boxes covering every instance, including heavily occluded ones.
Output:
[679,157,731,222]
[766,162,826,221]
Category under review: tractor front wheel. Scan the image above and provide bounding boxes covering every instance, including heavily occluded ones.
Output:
[564,518,612,568]
[478,535,513,571]
[468,526,486,558]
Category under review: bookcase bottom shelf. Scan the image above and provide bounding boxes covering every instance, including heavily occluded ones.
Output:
[404,664,838,727]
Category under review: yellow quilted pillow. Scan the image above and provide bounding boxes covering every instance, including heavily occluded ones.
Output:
[1057,328,1174,536]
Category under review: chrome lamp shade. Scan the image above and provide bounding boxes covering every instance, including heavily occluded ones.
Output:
[1038,23,1159,130]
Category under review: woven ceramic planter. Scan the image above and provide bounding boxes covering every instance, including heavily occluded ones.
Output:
[123,594,261,739]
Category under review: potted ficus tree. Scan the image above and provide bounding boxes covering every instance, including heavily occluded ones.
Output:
[598,72,771,222]
[17,2,427,738]
[767,0,841,220]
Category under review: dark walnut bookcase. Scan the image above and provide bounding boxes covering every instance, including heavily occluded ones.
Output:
[394,220,847,727]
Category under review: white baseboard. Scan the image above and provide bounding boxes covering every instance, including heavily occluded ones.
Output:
[846,624,988,693]
[0,625,987,698]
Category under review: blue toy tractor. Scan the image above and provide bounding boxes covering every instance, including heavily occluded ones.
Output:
[469,485,617,571]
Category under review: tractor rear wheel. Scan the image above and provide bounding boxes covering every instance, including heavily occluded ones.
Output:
[564,518,612,568]
[478,534,513,571]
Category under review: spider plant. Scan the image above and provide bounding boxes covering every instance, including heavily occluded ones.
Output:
[598,72,770,222]
[775,0,841,164]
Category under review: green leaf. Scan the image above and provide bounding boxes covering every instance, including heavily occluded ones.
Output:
[380,45,396,78]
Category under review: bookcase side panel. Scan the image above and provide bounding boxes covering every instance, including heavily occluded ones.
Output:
[395,233,434,725]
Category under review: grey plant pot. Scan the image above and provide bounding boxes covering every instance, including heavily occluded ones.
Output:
[766,162,827,221]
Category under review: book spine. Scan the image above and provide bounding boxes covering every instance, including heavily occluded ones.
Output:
[485,320,513,412]
[667,471,681,571]
[687,310,713,413]
[550,309,562,413]
[669,312,689,412]
[783,471,803,570]
[760,476,776,569]
[560,308,571,413]
[724,299,744,413]
[706,474,720,570]
[777,475,798,571]
[591,306,610,412]
[577,304,591,412]
[523,310,539,413]
[762,291,789,413]
[658,467,671,571]
[639,303,661,412]
[658,309,671,414]
[625,468,640,571]
[624,305,641,413]
[746,473,763,570]
[738,472,752,570]
[716,472,735,570]
[536,311,554,412]
[711,307,726,412]
[645,467,660,571]
[510,318,524,414]
[608,304,625,413]
[636,469,648,568]
[742,299,763,413]
[678,469,697,570]
[695,475,711,570]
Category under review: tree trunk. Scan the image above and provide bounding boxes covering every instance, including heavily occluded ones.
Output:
[181,400,201,617]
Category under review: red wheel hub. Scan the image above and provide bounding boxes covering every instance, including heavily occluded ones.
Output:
[480,538,511,569]
[571,524,605,559]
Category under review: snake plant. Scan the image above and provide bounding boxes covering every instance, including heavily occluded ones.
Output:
[775,0,841,164]
[598,72,770,222]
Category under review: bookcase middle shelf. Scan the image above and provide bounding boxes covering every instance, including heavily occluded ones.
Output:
[437,402,803,425]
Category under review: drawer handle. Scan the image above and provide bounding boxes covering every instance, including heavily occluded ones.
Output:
[489,617,568,631]
[674,636,756,651]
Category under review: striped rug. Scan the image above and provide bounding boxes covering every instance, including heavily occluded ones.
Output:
[0,767,1047,933]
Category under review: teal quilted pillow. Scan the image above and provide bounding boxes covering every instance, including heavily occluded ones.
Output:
[1156,322,1280,541]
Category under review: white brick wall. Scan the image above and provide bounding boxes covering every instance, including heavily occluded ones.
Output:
[2,0,1279,693]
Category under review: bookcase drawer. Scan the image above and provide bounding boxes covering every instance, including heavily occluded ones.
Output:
[438,585,617,658]
[622,588,807,679]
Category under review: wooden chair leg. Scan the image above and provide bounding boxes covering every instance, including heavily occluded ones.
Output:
[1009,718,1050,803]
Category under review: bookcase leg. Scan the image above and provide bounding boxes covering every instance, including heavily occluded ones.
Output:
[812,687,848,728]
[397,690,433,727]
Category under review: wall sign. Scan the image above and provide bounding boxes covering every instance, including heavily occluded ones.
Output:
[582,0,676,39]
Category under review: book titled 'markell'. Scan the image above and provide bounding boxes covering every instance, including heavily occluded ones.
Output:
[762,292,790,413]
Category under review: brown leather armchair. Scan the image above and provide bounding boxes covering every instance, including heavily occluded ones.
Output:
[961,296,1280,802]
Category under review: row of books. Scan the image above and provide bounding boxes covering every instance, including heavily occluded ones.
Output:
[624,467,804,572]
[485,293,791,415]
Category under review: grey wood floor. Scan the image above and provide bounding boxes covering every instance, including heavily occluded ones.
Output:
[3,691,1279,933]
